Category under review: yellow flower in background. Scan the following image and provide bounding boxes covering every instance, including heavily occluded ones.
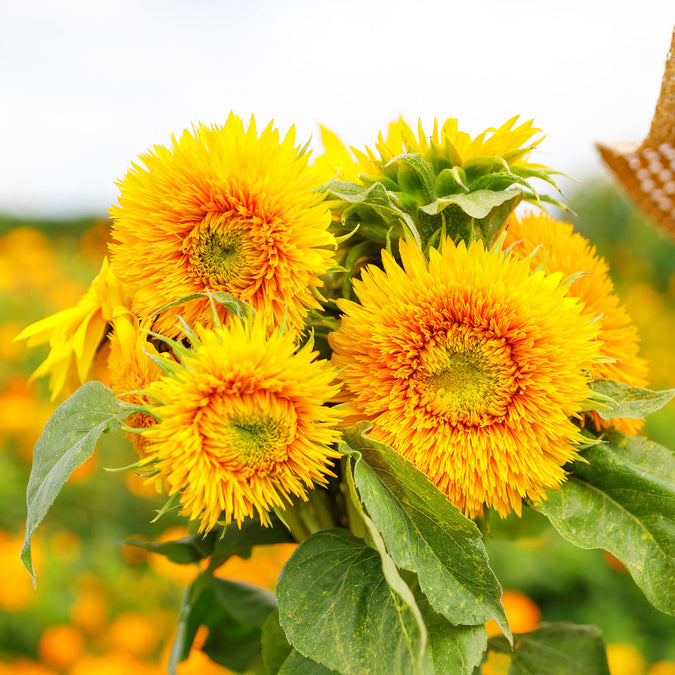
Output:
[142,318,342,532]
[110,113,335,338]
[607,643,647,675]
[15,257,129,399]
[505,212,649,434]
[330,238,600,517]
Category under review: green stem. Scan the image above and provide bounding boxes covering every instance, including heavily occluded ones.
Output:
[342,457,367,540]
[306,487,337,531]
[274,505,311,543]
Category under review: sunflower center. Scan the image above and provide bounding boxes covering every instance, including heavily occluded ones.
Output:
[417,328,518,426]
[425,351,496,409]
[227,416,290,466]
[185,215,257,291]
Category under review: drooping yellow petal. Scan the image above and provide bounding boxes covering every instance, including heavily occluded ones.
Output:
[16,257,131,400]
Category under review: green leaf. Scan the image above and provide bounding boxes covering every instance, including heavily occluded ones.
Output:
[420,188,521,219]
[342,423,508,633]
[262,610,293,675]
[124,515,293,566]
[21,382,130,583]
[170,575,276,675]
[279,651,341,675]
[262,610,339,675]
[590,379,675,420]
[538,431,675,616]
[277,529,426,675]
[434,167,469,197]
[489,623,610,675]
[416,593,487,675]
[123,535,212,565]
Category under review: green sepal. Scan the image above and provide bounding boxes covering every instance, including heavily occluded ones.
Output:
[420,188,522,220]
[488,623,610,675]
[388,153,436,205]
[21,382,133,584]
[589,379,675,420]
[434,167,469,197]
[151,290,253,321]
[538,430,675,616]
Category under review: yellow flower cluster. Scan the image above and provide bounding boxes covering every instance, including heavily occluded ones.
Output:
[17,112,650,530]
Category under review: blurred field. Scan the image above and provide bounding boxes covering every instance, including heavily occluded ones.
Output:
[0,178,674,673]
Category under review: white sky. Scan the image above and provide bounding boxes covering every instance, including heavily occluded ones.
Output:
[1,0,674,217]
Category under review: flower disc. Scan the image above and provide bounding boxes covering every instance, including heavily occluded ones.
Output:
[330,239,601,517]
[143,319,342,531]
[110,113,335,337]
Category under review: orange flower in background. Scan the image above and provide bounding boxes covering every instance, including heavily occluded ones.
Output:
[110,113,335,338]
[15,257,130,399]
[330,238,600,517]
[0,530,38,611]
[215,542,297,591]
[142,318,343,532]
[505,212,649,434]
[485,590,541,637]
[38,625,85,671]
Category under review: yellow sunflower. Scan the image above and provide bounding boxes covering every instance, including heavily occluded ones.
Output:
[315,115,545,182]
[16,257,129,400]
[330,238,600,517]
[110,113,335,338]
[504,212,649,434]
[141,318,342,532]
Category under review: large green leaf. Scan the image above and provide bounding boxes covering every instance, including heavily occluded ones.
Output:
[538,432,675,616]
[21,381,131,582]
[489,623,610,675]
[169,575,276,674]
[590,379,675,420]
[276,529,426,675]
[262,610,339,675]
[416,593,487,675]
[342,424,507,632]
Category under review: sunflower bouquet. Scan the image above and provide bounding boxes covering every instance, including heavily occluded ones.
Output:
[18,112,675,675]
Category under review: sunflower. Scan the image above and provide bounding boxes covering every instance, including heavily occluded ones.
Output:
[141,318,342,532]
[16,257,129,400]
[315,116,546,182]
[110,114,335,338]
[504,212,649,434]
[330,238,600,517]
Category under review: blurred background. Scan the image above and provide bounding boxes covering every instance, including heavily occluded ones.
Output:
[2,2,675,673]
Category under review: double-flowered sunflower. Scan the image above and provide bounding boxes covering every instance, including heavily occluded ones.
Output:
[330,238,601,517]
[505,212,649,434]
[110,113,335,337]
[141,318,342,532]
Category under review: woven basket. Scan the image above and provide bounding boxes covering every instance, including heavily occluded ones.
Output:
[597,27,675,238]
